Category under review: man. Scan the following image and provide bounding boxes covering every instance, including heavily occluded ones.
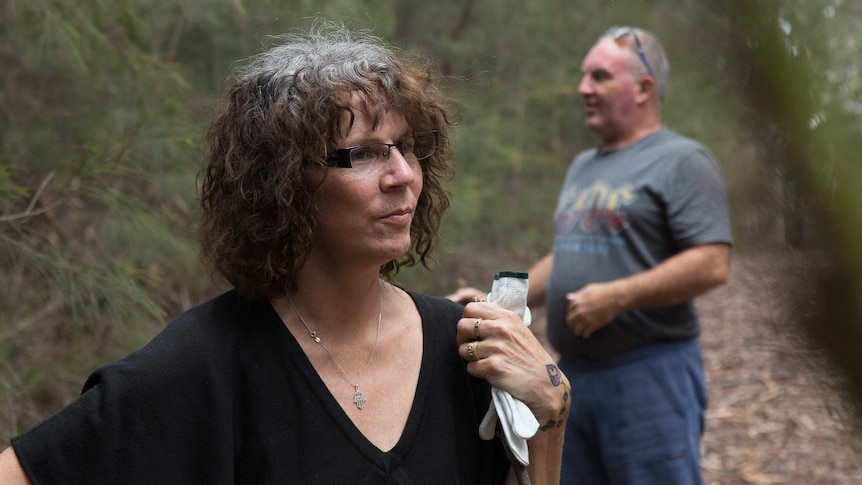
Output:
[449,26,731,484]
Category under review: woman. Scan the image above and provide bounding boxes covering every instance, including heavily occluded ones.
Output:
[1,23,568,484]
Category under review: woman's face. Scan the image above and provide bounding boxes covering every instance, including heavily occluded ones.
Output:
[307,102,423,271]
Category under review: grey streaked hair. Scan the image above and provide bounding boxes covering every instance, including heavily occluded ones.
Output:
[199,21,455,301]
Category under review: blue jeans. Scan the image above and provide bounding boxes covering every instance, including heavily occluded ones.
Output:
[558,338,706,485]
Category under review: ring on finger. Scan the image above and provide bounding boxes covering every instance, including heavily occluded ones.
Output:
[466,341,479,361]
[474,318,483,340]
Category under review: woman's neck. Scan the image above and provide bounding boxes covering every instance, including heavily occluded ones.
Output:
[280,266,386,338]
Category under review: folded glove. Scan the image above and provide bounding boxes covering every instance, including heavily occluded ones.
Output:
[477,271,540,467]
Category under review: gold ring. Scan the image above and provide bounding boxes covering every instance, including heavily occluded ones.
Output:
[474,318,483,340]
[466,341,479,361]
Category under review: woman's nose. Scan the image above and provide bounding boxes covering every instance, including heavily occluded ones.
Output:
[380,148,418,188]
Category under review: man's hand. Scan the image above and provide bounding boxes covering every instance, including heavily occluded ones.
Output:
[565,282,622,339]
[446,286,487,305]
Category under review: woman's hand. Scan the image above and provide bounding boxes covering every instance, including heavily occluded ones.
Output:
[456,302,569,429]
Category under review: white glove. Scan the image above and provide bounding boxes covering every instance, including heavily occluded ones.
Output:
[476,272,540,466]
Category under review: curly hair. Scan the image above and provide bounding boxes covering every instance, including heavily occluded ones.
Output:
[198,22,455,302]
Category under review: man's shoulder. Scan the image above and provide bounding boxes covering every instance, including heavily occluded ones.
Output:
[651,127,710,154]
[571,146,601,165]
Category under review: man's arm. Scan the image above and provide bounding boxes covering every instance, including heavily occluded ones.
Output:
[567,243,731,338]
[0,446,33,485]
[526,253,553,310]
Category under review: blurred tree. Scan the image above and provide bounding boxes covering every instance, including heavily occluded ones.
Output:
[724,0,862,407]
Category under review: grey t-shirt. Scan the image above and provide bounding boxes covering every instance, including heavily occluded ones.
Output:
[547,127,732,360]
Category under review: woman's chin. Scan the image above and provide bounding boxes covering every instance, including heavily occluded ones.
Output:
[378,239,412,263]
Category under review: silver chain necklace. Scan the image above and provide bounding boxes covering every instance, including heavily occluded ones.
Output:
[287,289,382,410]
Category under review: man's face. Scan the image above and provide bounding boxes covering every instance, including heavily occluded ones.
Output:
[577,37,643,143]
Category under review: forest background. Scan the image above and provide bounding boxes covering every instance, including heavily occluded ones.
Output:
[2,0,862,450]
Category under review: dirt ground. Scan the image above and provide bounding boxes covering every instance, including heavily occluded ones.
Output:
[697,247,862,484]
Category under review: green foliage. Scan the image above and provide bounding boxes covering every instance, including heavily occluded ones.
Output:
[0,0,203,435]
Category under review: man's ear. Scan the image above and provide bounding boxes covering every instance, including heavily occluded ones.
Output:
[635,77,654,103]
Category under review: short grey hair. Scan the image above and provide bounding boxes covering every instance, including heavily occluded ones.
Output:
[603,26,670,103]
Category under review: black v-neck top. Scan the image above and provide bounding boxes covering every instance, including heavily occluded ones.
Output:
[13,290,509,484]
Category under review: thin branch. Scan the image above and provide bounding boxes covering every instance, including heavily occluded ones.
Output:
[0,200,67,223]
[0,296,65,343]
[0,171,66,223]
[25,171,54,213]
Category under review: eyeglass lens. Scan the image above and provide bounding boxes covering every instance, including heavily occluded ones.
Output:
[329,132,436,169]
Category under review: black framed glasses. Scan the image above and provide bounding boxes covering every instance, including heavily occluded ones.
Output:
[611,27,654,78]
[324,131,437,169]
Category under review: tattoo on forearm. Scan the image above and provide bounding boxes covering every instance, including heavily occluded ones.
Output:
[540,364,570,432]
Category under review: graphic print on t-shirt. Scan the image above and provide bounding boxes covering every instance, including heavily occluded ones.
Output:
[553,181,635,256]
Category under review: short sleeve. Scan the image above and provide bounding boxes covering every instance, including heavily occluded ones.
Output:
[665,148,733,249]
